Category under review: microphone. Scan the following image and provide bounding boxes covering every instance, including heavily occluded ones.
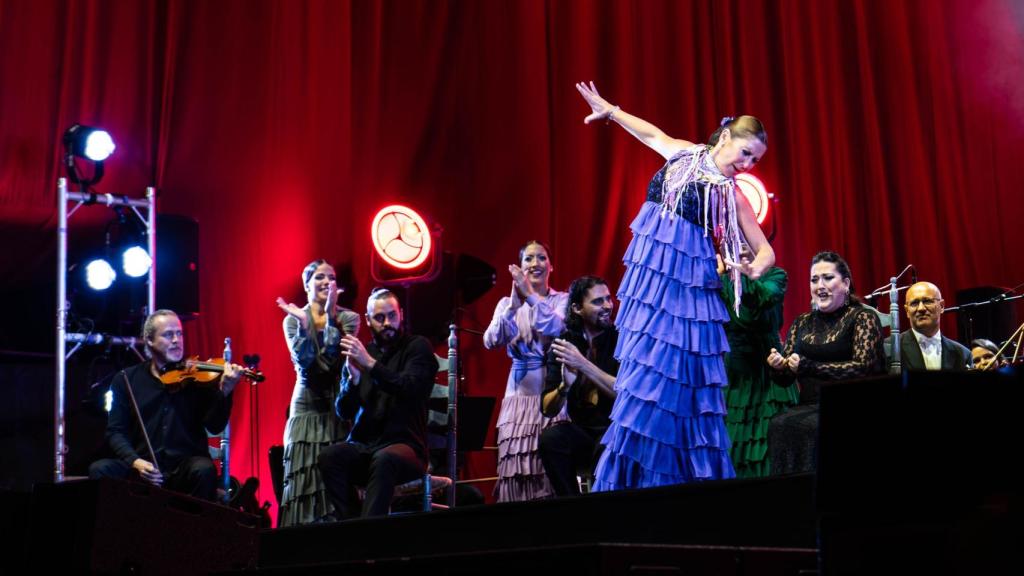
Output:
[865,285,910,301]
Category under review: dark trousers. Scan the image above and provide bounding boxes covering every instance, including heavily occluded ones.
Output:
[318,441,425,519]
[539,422,604,496]
[88,456,219,502]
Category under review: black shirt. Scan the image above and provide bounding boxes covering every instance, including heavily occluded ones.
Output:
[336,333,438,463]
[106,361,233,470]
[543,328,620,435]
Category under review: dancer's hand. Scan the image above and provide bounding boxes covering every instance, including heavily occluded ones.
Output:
[723,257,761,280]
[576,81,617,124]
[276,297,309,332]
[324,280,339,314]
[509,264,531,299]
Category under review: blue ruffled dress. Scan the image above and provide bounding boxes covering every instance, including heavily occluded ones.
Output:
[593,146,737,490]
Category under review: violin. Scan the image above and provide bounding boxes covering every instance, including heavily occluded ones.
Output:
[158,356,265,387]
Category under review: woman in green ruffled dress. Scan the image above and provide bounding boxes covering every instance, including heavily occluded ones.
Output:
[719,247,798,478]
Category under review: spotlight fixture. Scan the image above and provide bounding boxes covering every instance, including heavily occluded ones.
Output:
[735,173,771,225]
[369,204,442,284]
[121,245,152,278]
[371,204,433,270]
[84,258,117,291]
[63,124,116,186]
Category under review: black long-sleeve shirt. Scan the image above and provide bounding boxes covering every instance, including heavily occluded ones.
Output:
[106,361,233,470]
[543,328,619,436]
[335,333,438,462]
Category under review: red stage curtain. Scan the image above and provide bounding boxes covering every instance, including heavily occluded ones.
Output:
[2,0,1022,518]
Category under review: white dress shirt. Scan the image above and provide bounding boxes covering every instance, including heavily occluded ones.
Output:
[912,329,943,370]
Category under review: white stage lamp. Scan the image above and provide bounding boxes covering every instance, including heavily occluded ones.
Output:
[85,259,117,291]
[122,245,152,277]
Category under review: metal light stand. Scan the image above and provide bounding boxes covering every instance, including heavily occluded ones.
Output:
[56,177,157,481]
[222,338,233,503]
[446,324,459,507]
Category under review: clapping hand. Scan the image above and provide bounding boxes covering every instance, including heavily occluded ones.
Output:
[340,334,375,371]
[551,338,587,373]
[275,297,308,332]
[324,280,339,312]
[509,264,532,299]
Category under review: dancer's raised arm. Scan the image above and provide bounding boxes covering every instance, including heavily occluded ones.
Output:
[576,81,693,160]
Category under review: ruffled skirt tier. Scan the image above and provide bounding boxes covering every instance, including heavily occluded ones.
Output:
[278,384,347,526]
[495,384,567,502]
[593,202,735,490]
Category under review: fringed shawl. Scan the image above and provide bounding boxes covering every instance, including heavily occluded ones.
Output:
[659,145,743,314]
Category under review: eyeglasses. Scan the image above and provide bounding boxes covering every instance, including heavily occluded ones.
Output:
[907,298,941,309]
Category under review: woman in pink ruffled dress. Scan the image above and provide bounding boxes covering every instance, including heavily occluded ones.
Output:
[485,240,569,501]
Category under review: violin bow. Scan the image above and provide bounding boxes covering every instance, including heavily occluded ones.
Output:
[120,371,162,474]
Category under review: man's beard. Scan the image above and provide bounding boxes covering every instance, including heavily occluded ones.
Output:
[373,325,402,346]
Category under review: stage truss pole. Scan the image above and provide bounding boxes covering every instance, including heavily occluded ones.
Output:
[55,180,156,481]
[447,324,459,507]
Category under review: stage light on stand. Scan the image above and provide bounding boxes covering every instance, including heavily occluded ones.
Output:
[64,124,115,161]
[370,204,441,283]
[63,124,115,187]
[372,204,433,270]
[84,259,117,291]
[121,245,152,277]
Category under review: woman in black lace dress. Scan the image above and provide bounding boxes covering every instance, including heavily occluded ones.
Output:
[766,252,885,475]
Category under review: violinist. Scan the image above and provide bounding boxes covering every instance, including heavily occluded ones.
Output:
[88,309,244,502]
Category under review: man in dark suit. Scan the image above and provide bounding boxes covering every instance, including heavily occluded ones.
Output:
[901,282,970,371]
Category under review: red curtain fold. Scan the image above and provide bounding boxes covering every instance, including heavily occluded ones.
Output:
[2,0,1022,519]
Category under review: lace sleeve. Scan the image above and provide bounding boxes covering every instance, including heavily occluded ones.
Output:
[800,309,883,380]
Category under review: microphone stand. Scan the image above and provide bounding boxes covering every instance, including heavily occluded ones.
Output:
[865,265,916,375]
[943,292,1024,313]
[944,292,1024,346]
[889,276,901,374]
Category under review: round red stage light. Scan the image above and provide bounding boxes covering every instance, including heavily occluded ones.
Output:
[370,205,432,270]
[735,173,770,225]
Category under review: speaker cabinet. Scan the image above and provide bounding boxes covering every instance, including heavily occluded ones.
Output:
[156,214,199,317]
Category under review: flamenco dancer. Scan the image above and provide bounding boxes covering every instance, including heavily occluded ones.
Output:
[576,82,774,489]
